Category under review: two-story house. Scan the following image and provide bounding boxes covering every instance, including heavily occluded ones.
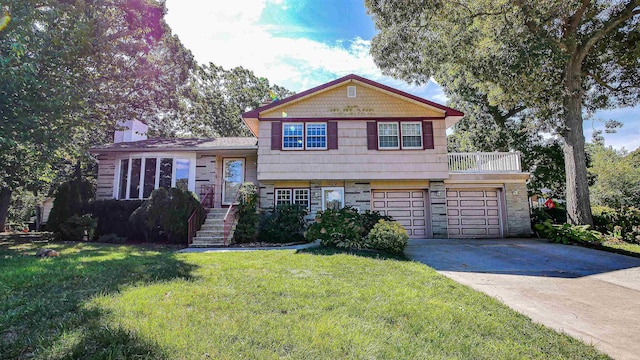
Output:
[90,74,530,245]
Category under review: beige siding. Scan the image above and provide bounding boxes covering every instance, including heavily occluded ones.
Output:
[195,154,216,198]
[258,120,449,180]
[96,153,116,200]
[261,82,444,119]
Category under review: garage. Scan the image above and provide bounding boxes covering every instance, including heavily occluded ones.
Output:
[446,188,502,238]
[371,190,427,238]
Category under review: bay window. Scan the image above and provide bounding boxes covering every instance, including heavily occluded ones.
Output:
[116,156,192,199]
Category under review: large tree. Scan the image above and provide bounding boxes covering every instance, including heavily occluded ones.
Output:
[0,0,194,230]
[366,0,640,226]
[181,63,294,137]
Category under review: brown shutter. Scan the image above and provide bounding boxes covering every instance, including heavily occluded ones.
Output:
[423,121,434,149]
[271,121,282,150]
[327,121,338,149]
[367,122,378,150]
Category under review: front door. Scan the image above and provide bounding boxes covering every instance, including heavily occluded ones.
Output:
[222,158,244,205]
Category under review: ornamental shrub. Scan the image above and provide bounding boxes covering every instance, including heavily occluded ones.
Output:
[129,187,203,244]
[82,199,145,240]
[360,210,393,235]
[233,182,259,243]
[59,214,97,241]
[257,203,308,243]
[47,175,95,234]
[305,206,367,249]
[366,220,408,254]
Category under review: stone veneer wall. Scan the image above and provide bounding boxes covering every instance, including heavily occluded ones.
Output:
[429,181,447,238]
[344,181,371,212]
[259,181,275,210]
[504,182,531,237]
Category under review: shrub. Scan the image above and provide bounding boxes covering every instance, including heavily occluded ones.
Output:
[534,220,602,245]
[47,175,95,234]
[257,204,308,243]
[233,183,259,243]
[592,206,640,243]
[130,188,203,244]
[82,199,145,240]
[305,206,367,249]
[58,214,97,241]
[366,220,408,254]
[360,210,393,235]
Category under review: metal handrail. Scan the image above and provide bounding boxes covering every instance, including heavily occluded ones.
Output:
[187,185,215,245]
[222,190,241,246]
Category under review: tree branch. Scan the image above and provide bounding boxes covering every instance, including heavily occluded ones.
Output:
[586,71,634,92]
[577,1,640,63]
[565,0,592,37]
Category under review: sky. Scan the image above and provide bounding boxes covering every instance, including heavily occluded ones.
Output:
[164,0,639,152]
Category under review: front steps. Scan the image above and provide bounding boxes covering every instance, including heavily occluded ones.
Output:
[190,208,232,247]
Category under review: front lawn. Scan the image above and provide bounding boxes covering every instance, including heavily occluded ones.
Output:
[0,240,608,359]
[601,241,640,256]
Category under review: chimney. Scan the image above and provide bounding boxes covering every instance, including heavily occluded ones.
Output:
[114,120,148,143]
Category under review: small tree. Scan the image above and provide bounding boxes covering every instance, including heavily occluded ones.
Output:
[47,168,95,234]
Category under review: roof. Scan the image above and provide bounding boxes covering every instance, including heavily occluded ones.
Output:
[242,73,464,119]
[89,137,258,153]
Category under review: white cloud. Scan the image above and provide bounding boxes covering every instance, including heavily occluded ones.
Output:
[164,0,445,101]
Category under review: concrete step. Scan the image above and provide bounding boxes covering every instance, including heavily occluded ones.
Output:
[196,230,224,237]
[190,242,226,248]
[199,224,224,231]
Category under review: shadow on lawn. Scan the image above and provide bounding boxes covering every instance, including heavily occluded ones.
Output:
[297,245,409,261]
[0,240,196,359]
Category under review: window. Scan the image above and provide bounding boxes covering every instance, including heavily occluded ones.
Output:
[401,122,423,148]
[322,187,344,210]
[282,122,327,150]
[275,189,292,206]
[275,188,310,208]
[117,157,191,199]
[378,123,399,149]
[306,123,327,149]
[283,123,304,149]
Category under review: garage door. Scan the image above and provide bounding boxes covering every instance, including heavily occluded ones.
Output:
[372,190,427,238]
[447,189,502,238]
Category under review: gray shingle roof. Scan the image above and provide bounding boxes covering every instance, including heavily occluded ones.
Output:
[89,137,258,153]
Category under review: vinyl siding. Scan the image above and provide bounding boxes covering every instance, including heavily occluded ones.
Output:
[96,153,117,200]
[257,120,449,180]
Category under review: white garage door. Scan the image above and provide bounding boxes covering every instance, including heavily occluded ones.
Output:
[447,189,502,238]
[372,190,427,238]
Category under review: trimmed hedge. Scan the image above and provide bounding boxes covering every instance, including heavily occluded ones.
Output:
[366,220,409,254]
[258,204,308,243]
[82,199,145,240]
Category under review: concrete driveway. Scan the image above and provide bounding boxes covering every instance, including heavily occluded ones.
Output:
[406,238,640,360]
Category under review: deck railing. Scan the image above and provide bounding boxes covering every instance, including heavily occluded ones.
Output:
[187,185,215,245]
[448,152,522,173]
[222,190,241,246]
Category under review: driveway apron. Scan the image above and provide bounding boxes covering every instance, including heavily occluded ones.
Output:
[406,238,640,360]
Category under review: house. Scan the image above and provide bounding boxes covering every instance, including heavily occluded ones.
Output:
[89,74,530,245]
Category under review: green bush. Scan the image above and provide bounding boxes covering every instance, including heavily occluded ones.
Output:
[360,210,393,235]
[129,187,203,244]
[534,220,602,245]
[366,220,408,254]
[58,214,97,241]
[257,204,308,243]
[233,183,259,243]
[47,176,95,234]
[592,206,640,244]
[82,199,145,240]
[305,207,367,249]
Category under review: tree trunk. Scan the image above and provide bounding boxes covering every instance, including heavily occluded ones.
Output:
[562,76,594,226]
[0,187,11,232]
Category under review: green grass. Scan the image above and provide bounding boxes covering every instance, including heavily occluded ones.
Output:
[0,240,609,359]
[601,241,640,255]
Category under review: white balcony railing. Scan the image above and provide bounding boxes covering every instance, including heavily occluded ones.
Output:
[448,152,522,173]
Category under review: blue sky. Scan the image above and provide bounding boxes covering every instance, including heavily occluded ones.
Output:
[165,0,639,151]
